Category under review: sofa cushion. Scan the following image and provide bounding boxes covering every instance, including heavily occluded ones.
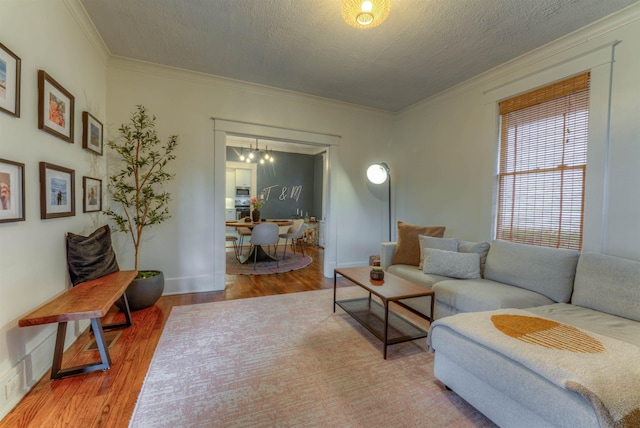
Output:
[433,278,555,315]
[387,264,449,289]
[483,240,580,303]
[572,252,640,322]
[527,303,640,347]
[66,225,120,286]
[418,235,459,269]
[423,248,481,279]
[458,240,491,277]
[391,221,445,267]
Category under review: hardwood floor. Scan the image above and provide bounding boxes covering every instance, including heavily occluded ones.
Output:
[1,246,350,428]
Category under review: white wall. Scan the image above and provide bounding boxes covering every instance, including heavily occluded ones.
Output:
[0,0,108,419]
[393,4,640,262]
[105,58,395,294]
[3,0,640,421]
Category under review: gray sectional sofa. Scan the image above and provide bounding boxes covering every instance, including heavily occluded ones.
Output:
[381,238,580,319]
[429,251,640,428]
[381,237,640,427]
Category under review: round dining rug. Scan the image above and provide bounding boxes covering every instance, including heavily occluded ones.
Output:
[226,250,313,275]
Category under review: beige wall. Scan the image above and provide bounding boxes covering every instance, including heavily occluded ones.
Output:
[0,0,107,419]
[3,0,640,421]
[392,4,640,261]
[105,59,395,293]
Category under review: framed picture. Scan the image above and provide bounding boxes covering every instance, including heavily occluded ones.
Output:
[0,158,25,223]
[40,162,75,219]
[38,70,74,143]
[82,176,102,213]
[0,42,21,117]
[82,111,103,155]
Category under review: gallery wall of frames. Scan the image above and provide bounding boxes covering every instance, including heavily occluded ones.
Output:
[0,41,104,224]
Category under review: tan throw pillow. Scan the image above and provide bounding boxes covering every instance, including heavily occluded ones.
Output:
[391,221,445,267]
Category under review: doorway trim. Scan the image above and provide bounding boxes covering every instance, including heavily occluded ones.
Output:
[212,118,340,289]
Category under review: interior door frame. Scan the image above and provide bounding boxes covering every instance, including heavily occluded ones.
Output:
[212,118,340,289]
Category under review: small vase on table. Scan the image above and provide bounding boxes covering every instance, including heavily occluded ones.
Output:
[252,209,261,222]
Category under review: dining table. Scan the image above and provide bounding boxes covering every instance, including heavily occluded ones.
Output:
[226,219,293,264]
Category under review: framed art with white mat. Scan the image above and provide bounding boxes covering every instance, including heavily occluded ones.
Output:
[83,176,102,213]
[40,162,75,219]
[38,70,74,143]
[82,111,103,155]
[0,158,25,223]
[0,41,21,117]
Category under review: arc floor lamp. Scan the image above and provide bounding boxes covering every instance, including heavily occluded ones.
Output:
[366,162,391,241]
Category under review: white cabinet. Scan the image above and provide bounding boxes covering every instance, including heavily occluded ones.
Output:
[235,169,251,188]
[225,209,236,221]
[225,169,236,198]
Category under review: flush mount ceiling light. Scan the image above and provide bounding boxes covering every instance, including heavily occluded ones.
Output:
[342,0,391,29]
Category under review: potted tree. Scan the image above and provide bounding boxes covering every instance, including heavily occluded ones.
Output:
[105,105,178,311]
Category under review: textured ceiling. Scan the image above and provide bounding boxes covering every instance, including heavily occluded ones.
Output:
[82,0,639,112]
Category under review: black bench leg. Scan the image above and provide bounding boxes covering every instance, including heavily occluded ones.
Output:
[50,318,112,380]
[91,318,111,369]
[51,322,68,379]
[102,292,133,331]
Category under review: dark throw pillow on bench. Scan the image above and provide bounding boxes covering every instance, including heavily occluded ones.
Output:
[66,225,119,286]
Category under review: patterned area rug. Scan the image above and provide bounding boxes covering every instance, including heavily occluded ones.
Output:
[226,249,312,275]
[129,288,496,427]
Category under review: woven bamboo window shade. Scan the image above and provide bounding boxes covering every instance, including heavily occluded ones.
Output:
[496,72,590,250]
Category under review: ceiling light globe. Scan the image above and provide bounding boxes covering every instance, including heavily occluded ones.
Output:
[270,157,274,163]
[367,163,389,184]
[342,0,390,29]
[357,13,374,26]
[239,154,245,161]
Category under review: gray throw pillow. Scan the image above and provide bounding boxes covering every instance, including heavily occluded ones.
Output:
[418,235,459,270]
[66,225,120,286]
[458,240,491,277]
[423,248,481,279]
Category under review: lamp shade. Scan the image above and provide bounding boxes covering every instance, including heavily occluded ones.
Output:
[342,0,391,29]
[367,163,389,184]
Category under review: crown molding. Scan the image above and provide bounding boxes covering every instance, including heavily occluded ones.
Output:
[106,56,394,118]
[63,0,110,64]
[400,2,640,115]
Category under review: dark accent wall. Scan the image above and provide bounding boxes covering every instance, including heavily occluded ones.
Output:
[227,147,323,219]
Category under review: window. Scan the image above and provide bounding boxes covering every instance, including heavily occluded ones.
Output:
[496,73,590,250]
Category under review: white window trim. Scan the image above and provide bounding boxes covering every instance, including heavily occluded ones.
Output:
[483,41,617,252]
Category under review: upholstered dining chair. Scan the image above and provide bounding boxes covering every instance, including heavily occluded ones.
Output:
[249,223,279,270]
[279,218,305,258]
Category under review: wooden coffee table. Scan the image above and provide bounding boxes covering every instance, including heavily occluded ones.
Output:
[333,266,434,359]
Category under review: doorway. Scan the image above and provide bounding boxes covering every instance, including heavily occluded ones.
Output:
[212,119,340,289]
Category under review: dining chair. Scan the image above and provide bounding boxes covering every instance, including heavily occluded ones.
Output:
[249,223,279,270]
[237,216,252,256]
[279,218,305,258]
[225,235,239,259]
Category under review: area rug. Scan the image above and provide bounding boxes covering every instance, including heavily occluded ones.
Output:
[129,288,495,427]
[226,249,312,275]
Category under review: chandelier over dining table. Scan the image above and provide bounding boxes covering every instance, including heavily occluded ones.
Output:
[239,139,275,164]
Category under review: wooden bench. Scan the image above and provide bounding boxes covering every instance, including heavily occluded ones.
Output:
[19,270,137,380]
